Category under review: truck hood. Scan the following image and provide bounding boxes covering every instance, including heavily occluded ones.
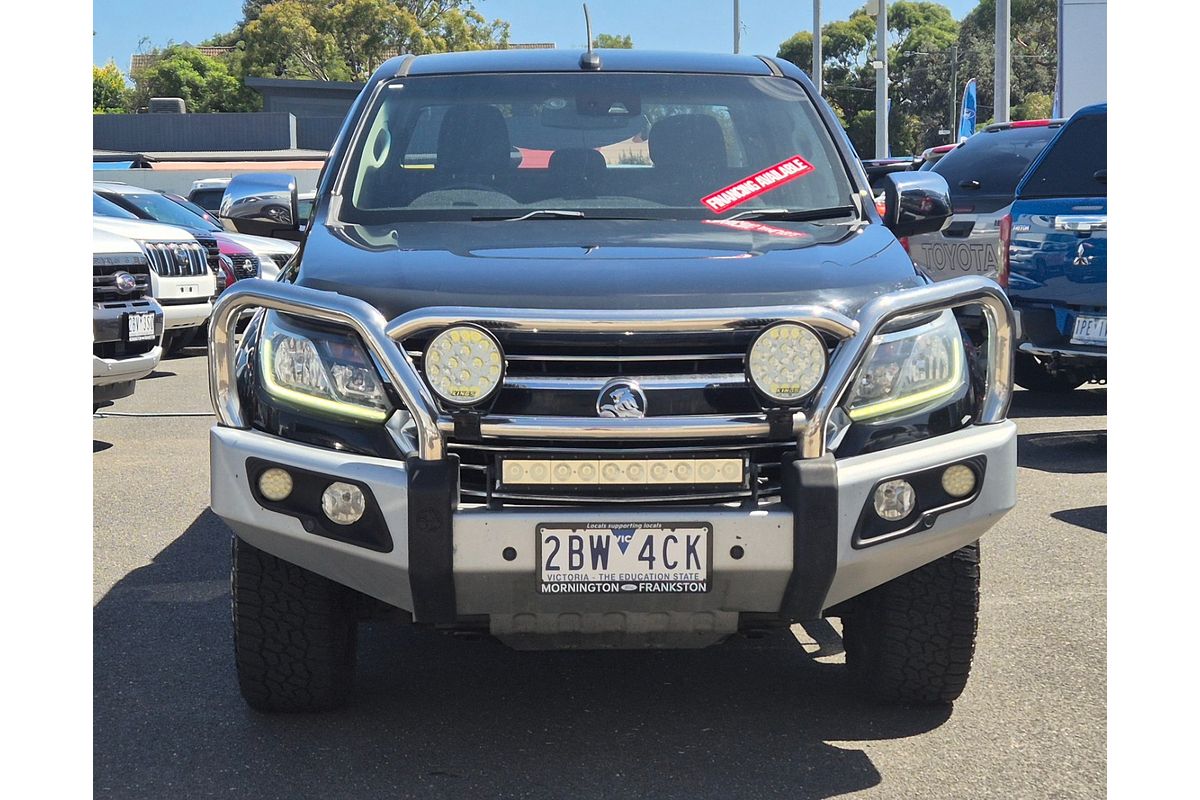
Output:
[93,215,196,244]
[222,231,297,256]
[295,219,923,320]
[92,225,143,257]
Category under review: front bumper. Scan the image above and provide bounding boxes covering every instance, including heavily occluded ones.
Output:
[93,300,164,393]
[211,420,1016,648]
[161,300,213,332]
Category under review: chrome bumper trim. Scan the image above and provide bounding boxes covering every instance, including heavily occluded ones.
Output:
[435,413,786,440]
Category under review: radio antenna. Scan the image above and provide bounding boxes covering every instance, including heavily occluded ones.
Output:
[580,3,601,70]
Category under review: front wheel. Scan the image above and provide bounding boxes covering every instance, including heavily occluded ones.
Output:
[232,536,358,712]
[841,542,980,705]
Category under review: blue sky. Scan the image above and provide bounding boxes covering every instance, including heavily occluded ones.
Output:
[94,0,980,71]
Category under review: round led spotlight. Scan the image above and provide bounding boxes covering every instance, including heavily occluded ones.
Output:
[258,468,293,502]
[873,479,916,521]
[322,482,366,525]
[747,322,827,404]
[424,325,504,406]
[941,464,977,498]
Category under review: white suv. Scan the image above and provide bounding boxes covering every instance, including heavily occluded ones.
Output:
[92,215,217,353]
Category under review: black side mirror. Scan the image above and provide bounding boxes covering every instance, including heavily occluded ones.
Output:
[220,173,301,241]
[1093,169,1107,183]
[879,171,952,238]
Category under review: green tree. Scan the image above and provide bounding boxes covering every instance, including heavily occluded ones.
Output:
[1013,91,1052,120]
[131,46,260,112]
[778,2,970,156]
[593,33,633,49]
[93,61,131,113]
[776,31,812,75]
[956,0,1057,121]
[239,0,508,82]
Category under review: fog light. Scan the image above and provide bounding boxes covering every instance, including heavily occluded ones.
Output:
[258,468,293,502]
[941,464,977,497]
[322,482,365,525]
[874,479,916,521]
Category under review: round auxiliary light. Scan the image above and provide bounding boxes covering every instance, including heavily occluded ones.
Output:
[258,468,293,502]
[424,325,504,406]
[941,464,977,498]
[322,482,366,525]
[747,322,827,404]
[874,479,916,521]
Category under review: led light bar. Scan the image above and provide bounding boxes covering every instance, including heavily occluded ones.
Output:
[500,457,745,487]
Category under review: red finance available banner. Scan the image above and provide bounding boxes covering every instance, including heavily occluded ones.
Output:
[700,155,816,213]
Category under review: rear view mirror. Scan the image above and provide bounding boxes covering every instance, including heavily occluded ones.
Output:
[879,171,952,238]
[220,173,301,241]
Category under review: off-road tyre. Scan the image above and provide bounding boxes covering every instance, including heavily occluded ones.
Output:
[232,536,358,712]
[1013,352,1084,393]
[842,542,980,706]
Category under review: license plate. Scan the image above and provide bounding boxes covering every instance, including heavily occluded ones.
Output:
[538,522,711,594]
[126,312,156,342]
[1070,314,1106,345]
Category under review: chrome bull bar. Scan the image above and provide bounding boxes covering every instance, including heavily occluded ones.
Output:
[209,276,1013,462]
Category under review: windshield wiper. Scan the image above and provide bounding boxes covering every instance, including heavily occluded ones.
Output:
[474,209,586,221]
[726,205,858,223]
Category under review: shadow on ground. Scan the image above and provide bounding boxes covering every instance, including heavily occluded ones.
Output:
[94,440,113,453]
[1008,387,1106,419]
[94,510,952,800]
[1018,430,1106,474]
[1051,505,1107,534]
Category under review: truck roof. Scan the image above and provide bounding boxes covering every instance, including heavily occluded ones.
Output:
[397,48,776,77]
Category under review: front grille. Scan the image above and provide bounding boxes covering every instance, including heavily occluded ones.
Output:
[141,241,208,278]
[400,327,829,506]
[229,253,260,280]
[93,260,151,302]
[193,234,221,273]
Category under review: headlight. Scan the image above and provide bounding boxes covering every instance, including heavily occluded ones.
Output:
[424,325,504,406]
[746,322,827,404]
[258,311,391,422]
[845,310,965,421]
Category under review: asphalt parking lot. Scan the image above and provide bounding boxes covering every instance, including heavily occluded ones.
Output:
[93,346,1106,800]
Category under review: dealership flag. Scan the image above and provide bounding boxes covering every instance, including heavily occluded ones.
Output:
[958,79,977,141]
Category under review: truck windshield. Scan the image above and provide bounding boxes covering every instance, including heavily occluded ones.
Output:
[341,72,855,222]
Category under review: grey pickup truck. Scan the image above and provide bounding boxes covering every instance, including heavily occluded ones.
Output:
[209,49,1017,712]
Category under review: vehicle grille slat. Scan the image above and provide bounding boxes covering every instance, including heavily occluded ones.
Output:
[141,241,209,278]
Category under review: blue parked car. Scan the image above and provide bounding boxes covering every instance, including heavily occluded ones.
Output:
[1004,103,1107,391]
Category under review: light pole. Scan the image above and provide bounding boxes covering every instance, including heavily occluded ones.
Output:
[995,0,1010,123]
[733,0,740,54]
[949,43,959,142]
[813,1,822,96]
[874,1,888,158]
